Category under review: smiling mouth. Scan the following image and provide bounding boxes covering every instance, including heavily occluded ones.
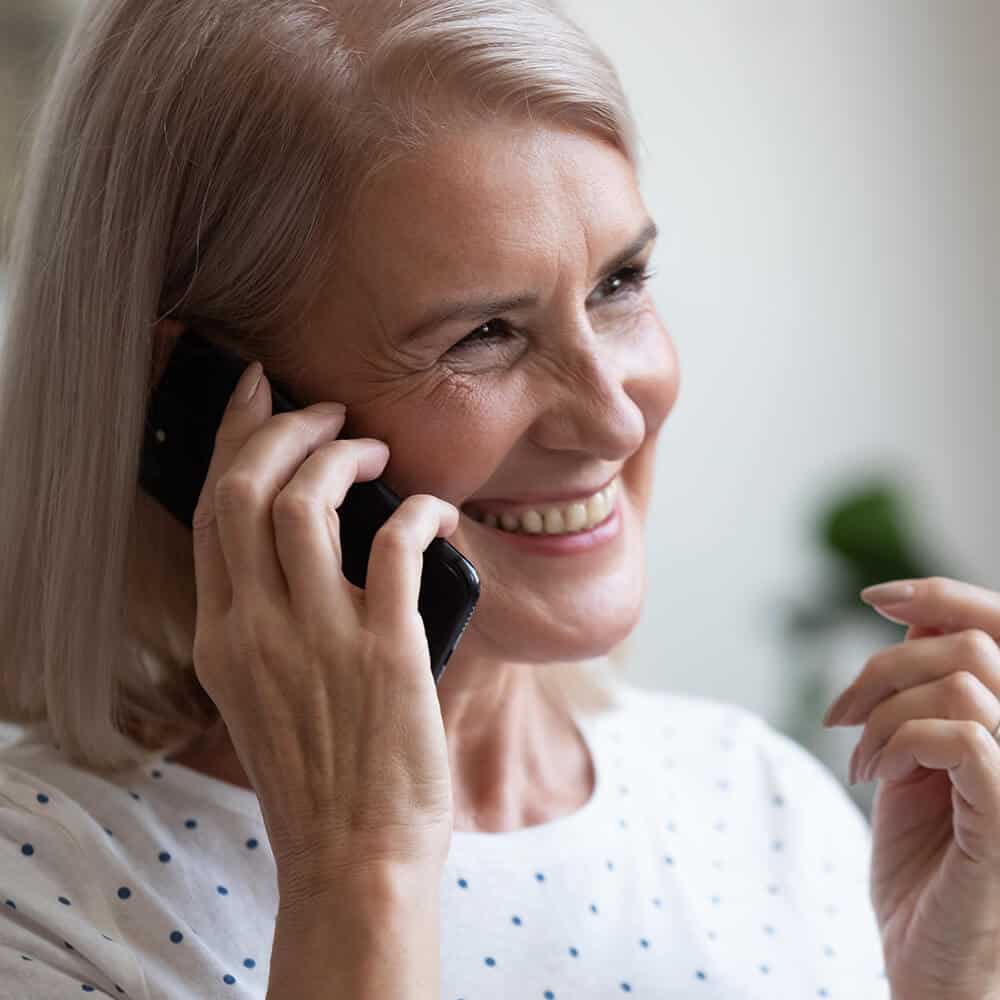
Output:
[461,478,619,536]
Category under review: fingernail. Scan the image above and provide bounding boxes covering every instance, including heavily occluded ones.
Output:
[823,690,852,727]
[862,749,883,783]
[237,361,263,404]
[314,402,346,417]
[860,581,916,606]
[848,743,860,785]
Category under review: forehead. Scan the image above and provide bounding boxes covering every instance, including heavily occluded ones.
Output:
[343,125,645,297]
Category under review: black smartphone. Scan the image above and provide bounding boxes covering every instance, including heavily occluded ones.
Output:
[138,326,479,683]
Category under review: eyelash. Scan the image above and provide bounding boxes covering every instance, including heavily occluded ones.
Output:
[446,264,657,354]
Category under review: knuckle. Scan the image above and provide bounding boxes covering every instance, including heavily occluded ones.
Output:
[215,474,262,514]
[966,720,995,756]
[946,670,983,713]
[959,628,995,663]
[374,520,411,552]
[272,490,319,523]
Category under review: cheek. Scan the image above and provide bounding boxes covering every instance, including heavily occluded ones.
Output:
[362,392,520,506]
[625,317,681,518]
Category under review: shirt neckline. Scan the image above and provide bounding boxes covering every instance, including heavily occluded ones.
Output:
[447,693,620,850]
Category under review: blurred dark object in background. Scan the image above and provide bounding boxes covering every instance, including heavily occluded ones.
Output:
[778,474,963,815]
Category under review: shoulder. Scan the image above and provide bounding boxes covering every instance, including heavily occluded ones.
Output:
[0,725,144,834]
[609,682,870,842]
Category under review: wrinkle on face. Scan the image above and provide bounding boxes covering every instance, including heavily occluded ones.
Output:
[288,121,678,661]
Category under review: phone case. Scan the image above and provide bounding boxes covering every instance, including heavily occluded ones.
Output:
[138,328,479,682]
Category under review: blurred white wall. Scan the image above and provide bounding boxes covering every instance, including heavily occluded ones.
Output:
[1,2,997,748]
[564,0,999,724]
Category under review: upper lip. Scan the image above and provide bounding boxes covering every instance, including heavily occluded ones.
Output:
[460,474,619,515]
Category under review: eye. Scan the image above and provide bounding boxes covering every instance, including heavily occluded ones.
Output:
[445,263,656,355]
[591,264,656,303]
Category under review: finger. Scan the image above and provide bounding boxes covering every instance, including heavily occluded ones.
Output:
[191,360,264,618]
[363,494,460,650]
[213,393,349,600]
[849,670,1000,785]
[271,437,391,619]
[868,719,1000,843]
[861,576,1000,640]
[826,629,1000,727]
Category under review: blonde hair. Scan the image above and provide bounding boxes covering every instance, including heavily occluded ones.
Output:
[0,0,641,771]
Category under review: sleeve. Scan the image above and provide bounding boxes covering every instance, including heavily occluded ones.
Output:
[0,772,149,1000]
[749,715,891,998]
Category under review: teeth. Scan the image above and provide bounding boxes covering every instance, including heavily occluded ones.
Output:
[521,510,544,534]
[470,478,619,536]
[564,502,588,531]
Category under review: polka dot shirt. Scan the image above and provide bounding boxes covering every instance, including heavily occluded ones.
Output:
[0,683,889,998]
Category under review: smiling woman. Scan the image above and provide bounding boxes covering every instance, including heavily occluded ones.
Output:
[0,0,897,998]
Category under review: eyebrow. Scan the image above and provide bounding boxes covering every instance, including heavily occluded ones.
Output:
[398,217,659,343]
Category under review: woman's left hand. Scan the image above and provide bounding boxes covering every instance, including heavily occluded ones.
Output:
[823,576,1000,1000]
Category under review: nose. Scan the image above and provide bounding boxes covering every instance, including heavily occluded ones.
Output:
[528,339,648,460]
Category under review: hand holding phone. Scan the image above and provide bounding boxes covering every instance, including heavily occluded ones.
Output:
[157,355,460,890]
[139,328,479,680]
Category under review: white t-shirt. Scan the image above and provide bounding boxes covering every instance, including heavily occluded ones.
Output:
[0,682,889,999]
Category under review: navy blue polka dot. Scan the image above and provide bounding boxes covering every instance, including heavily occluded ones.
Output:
[535,872,545,882]
[569,947,579,957]
[457,878,468,889]
[58,896,71,906]
[21,843,34,856]
[223,974,236,985]
[170,931,183,943]
[104,828,113,837]
[544,992,555,999]
[243,958,256,968]
[511,915,522,926]
[5,899,16,909]
[36,793,49,804]
[117,886,132,900]
[82,985,95,992]
[158,851,171,863]
[152,769,163,779]
[245,837,258,849]
[484,957,496,967]
[639,938,649,949]
[129,791,140,800]
[696,970,707,980]
[621,984,631,993]
[184,818,198,829]
[590,903,598,913]
[216,885,229,895]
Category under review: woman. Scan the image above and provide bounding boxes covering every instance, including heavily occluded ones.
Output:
[1,0,999,997]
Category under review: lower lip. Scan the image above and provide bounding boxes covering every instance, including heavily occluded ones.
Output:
[465,501,622,555]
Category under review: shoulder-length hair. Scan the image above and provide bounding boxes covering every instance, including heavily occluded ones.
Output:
[0,0,641,771]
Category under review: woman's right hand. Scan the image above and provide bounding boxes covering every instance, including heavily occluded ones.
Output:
[188,360,460,905]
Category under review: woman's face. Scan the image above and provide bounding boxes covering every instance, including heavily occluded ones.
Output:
[290,122,680,669]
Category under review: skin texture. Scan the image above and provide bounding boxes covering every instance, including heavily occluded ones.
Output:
[167,122,680,833]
